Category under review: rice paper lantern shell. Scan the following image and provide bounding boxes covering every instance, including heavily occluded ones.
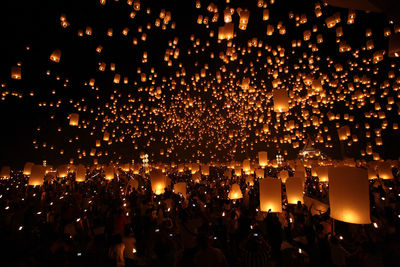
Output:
[315,166,329,182]
[285,177,304,204]
[328,167,371,224]
[75,164,86,182]
[258,151,268,167]
[58,165,69,178]
[0,166,10,178]
[104,166,115,180]
[255,168,264,178]
[192,172,201,183]
[273,89,289,113]
[228,183,243,199]
[234,166,242,176]
[377,163,393,179]
[69,113,79,126]
[201,165,210,176]
[29,165,45,186]
[23,162,34,175]
[278,170,289,183]
[150,169,168,195]
[259,178,282,212]
[174,182,187,198]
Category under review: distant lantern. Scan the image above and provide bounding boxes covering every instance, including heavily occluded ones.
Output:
[242,159,251,174]
[234,165,242,176]
[273,89,289,113]
[258,151,268,167]
[104,166,114,180]
[23,162,34,175]
[174,182,187,198]
[103,131,110,141]
[328,167,371,224]
[29,165,45,186]
[0,166,10,178]
[228,183,243,199]
[69,113,79,126]
[11,66,21,80]
[259,178,282,212]
[50,49,61,63]
[278,170,289,183]
[315,166,329,182]
[285,177,304,204]
[150,169,168,195]
[76,164,86,182]
[337,125,350,141]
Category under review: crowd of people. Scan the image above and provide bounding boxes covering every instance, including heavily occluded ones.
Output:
[0,164,399,267]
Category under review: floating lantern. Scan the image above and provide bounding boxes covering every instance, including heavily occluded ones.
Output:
[285,177,304,204]
[29,165,45,186]
[228,183,243,199]
[328,167,371,224]
[259,178,282,212]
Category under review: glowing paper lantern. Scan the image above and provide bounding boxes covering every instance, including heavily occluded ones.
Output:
[388,34,400,57]
[259,178,282,212]
[75,164,86,182]
[23,162,34,175]
[377,163,394,179]
[315,166,329,182]
[234,165,242,176]
[228,183,243,199]
[50,49,61,63]
[258,151,268,167]
[285,177,304,204]
[328,167,371,224]
[242,159,251,174]
[104,166,114,180]
[255,168,264,178]
[245,175,254,186]
[29,165,45,186]
[201,164,210,176]
[11,66,21,80]
[192,171,201,183]
[273,89,289,113]
[0,166,10,178]
[69,113,79,126]
[278,170,289,183]
[150,169,168,195]
[58,165,69,178]
[174,182,187,198]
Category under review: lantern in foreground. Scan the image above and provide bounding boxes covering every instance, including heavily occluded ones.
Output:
[174,182,187,198]
[75,164,86,182]
[104,166,114,180]
[259,178,282,212]
[228,183,243,199]
[58,165,69,178]
[315,166,329,182]
[29,165,45,186]
[285,177,304,204]
[328,167,371,224]
[23,162,34,175]
[150,169,168,195]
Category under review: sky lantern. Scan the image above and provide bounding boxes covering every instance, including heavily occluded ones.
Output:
[228,183,243,199]
[337,125,351,141]
[104,166,114,180]
[192,171,201,183]
[69,113,79,126]
[57,164,68,178]
[234,165,242,176]
[23,162,34,175]
[258,151,268,167]
[50,49,61,63]
[388,34,400,57]
[259,177,282,212]
[11,66,21,80]
[315,166,329,182]
[273,88,289,113]
[75,164,86,182]
[201,164,209,175]
[174,182,187,198]
[278,170,289,183]
[0,166,10,178]
[285,177,304,204]
[377,162,394,179]
[150,169,168,195]
[242,159,251,174]
[255,168,264,178]
[29,165,45,186]
[329,167,371,224]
